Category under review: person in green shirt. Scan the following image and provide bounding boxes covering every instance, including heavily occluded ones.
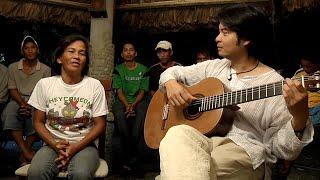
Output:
[112,42,149,175]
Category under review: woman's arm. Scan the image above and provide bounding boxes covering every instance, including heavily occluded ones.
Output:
[65,116,106,157]
[34,110,67,151]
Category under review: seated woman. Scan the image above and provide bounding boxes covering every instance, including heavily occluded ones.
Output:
[27,34,108,180]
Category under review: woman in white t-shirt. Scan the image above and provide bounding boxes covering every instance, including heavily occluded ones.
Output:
[27,34,107,180]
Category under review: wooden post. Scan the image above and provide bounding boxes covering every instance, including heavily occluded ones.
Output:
[88,0,114,172]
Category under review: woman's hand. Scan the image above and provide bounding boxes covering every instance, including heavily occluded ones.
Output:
[54,140,70,171]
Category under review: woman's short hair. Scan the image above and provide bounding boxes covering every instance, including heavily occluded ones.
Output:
[52,34,90,76]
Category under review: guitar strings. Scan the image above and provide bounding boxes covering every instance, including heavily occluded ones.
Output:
[165,76,317,109]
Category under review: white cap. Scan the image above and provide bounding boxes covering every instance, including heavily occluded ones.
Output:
[155,40,172,51]
[21,35,39,51]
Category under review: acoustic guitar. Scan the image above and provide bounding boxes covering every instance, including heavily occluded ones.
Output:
[144,76,320,149]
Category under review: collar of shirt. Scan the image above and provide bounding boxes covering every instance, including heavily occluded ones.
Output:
[17,58,41,71]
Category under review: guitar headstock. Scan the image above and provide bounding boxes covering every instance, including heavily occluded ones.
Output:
[303,71,320,92]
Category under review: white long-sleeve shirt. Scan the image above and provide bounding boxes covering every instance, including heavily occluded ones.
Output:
[159,59,313,178]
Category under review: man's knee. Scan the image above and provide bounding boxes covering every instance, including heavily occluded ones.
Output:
[160,125,195,148]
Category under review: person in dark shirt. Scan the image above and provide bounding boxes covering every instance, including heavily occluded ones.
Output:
[147,40,181,96]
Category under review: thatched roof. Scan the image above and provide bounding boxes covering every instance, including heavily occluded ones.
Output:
[1,0,319,32]
[283,0,320,12]
[0,0,91,28]
[116,0,271,33]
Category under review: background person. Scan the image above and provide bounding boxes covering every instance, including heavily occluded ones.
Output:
[1,35,51,165]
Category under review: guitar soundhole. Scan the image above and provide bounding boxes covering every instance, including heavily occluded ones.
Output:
[183,93,203,120]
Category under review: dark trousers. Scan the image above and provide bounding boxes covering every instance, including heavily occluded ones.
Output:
[113,100,148,167]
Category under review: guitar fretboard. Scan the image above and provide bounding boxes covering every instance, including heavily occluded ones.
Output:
[192,76,312,112]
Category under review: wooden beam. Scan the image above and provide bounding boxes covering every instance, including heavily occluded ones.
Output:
[28,0,91,10]
[117,0,270,10]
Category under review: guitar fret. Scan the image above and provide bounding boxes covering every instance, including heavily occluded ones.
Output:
[211,96,214,109]
[265,84,267,97]
[226,93,228,106]
[201,98,204,111]
[251,87,253,101]
[235,91,237,104]
[206,97,209,111]
[246,89,248,102]
[273,83,276,96]
[221,94,224,105]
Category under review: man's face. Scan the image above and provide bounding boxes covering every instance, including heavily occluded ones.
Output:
[197,53,209,63]
[121,43,137,62]
[22,42,38,60]
[301,59,319,75]
[215,23,248,59]
[156,49,172,64]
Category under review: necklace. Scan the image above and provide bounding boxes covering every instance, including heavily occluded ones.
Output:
[228,61,259,81]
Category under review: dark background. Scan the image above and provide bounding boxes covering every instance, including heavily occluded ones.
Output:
[0,7,320,78]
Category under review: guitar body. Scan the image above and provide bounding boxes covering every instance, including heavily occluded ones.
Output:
[144,77,235,149]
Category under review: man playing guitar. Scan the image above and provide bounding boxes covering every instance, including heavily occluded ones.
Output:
[154,4,314,180]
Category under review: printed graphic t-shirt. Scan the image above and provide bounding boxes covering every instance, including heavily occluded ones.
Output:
[28,76,107,143]
[112,63,149,104]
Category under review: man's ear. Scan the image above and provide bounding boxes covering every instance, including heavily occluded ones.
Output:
[57,58,62,64]
[170,50,173,56]
[242,40,250,47]
[121,52,124,58]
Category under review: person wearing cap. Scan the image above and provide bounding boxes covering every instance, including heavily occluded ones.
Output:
[146,40,181,96]
[112,42,149,175]
[1,35,51,165]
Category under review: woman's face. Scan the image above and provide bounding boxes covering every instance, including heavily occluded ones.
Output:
[58,40,87,76]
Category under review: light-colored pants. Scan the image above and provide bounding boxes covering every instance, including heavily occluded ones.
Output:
[28,145,99,180]
[158,125,264,180]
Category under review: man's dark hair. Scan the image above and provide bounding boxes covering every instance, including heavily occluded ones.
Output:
[298,47,319,65]
[121,41,136,51]
[216,4,272,62]
[52,34,90,76]
[196,48,210,57]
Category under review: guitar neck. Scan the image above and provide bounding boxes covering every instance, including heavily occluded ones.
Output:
[195,75,312,111]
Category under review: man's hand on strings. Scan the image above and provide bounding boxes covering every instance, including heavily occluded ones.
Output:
[165,79,196,107]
